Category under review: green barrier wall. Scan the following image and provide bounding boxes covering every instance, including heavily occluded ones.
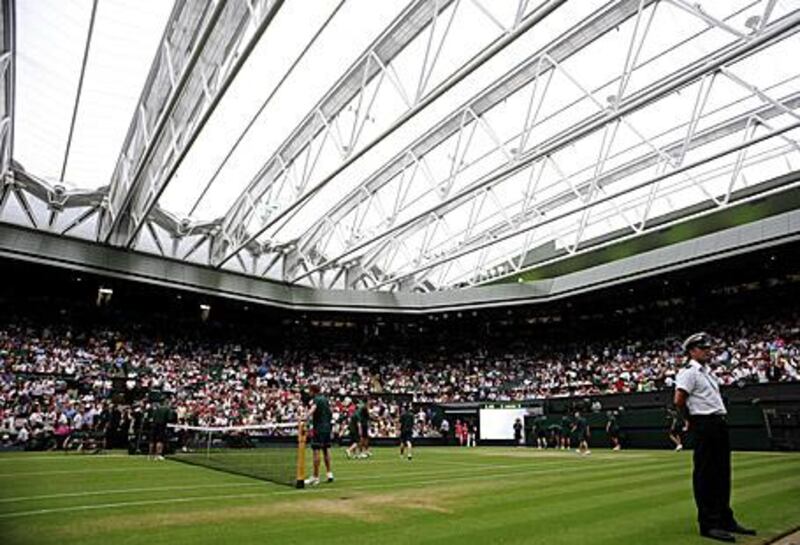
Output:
[512,382,800,451]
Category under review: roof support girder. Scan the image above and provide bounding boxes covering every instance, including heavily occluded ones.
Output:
[9,166,219,239]
[381,117,800,290]
[291,0,660,281]
[210,0,567,268]
[99,0,283,248]
[437,90,800,268]
[303,6,800,289]
[0,0,15,183]
[99,0,222,245]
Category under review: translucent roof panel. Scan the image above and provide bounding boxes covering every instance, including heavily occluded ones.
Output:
[7,0,800,292]
[158,0,408,220]
[272,0,800,291]
[14,0,173,188]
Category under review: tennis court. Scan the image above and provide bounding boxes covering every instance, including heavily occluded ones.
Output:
[1,448,798,545]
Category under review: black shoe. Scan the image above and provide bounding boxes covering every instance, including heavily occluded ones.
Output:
[701,529,736,542]
[727,524,756,536]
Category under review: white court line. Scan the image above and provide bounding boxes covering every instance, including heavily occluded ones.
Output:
[4,456,789,523]
[0,461,554,504]
[0,450,648,480]
[0,454,680,505]
[0,465,567,519]
[0,466,180,478]
[0,482,264,504]
[0,457,674,517]
[0,454,131,463]
[0,451,508,472]
[2,454,671,504]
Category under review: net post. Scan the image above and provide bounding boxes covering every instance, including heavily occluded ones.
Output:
[295,421,306,489]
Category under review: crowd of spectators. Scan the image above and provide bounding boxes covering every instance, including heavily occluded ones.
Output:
[1,309,798,449]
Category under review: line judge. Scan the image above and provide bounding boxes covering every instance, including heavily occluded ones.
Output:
[674,332,756,543]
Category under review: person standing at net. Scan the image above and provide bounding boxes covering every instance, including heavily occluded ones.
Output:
[572,410,590,455]
[345,410,361,459]
[606,411,621,451]
[547,422,561,449]
[357,398,372,458]
[305,384,334,486]
[399,405,414,460]
[674,332,755,543]
[534,415,547,449]
[148,397,172,461]
[559,413,572,450]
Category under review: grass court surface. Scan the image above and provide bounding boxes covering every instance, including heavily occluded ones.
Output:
[1,447,798,545]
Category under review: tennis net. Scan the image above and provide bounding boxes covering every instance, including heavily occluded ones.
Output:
[167,422,307,488]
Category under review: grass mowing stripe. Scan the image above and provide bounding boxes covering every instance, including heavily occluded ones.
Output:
[0,451,775,501]
[412,456,799,540]
[0,466,549,519]
[0,453,688,507]
[257,476,799,545]
[0,457,680,519]
[1,451,797,545]
[0,448,542,477]
[0,460,527,505]
[407,461,799,545]
[100,457,797,545]
[6,451,761,515]
[0,452,708,518]
[0,459,608,506]
[0,449,669,473]
[398,454,789,511]
[269,464,800,545]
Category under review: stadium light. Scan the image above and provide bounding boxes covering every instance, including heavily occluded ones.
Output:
[199,304,211,322]
[96,287,113,307]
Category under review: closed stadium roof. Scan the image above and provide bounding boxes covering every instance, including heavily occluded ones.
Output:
[2,0,800,292]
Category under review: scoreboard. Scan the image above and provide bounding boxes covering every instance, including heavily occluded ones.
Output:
[479,403,543,440]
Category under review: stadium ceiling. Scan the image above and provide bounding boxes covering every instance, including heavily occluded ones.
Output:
[2,0,800,293]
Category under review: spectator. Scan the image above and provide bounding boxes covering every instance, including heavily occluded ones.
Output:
[0,309,797,447]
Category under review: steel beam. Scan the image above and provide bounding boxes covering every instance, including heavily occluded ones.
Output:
[457,144,800,288]
[292,0,658,280]
[0,0,14,182]
[100,0,284,248]
[420,111,800,287]
[59,0,98,183]
[188,0,345,217]
[9,166,220,240]
[412,87,800,277]
[373,118,800,290]
[300,0,767,276]
[121,0,283,249]
[99,0,224,245]
[211,0,567,267]
[305,8,800,286]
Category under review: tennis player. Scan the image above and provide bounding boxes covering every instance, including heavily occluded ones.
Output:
[305,384,334,486]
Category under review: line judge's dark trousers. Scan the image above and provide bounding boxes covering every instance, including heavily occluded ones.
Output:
[690,415,736,532]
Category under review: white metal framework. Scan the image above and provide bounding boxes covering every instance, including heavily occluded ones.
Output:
[3,0,800,292]
[0,0,14,204]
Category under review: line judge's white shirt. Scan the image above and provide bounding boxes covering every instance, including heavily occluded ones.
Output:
[675,359,727,416]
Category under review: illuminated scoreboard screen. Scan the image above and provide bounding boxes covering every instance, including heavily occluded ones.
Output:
[478,404,543,440]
